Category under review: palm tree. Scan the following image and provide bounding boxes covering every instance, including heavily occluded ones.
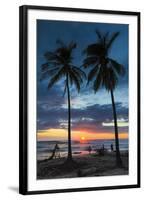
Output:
[41,40,86,162]
[83,30,125,167]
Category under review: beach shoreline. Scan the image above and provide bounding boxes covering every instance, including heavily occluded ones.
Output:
[37,151,128,179]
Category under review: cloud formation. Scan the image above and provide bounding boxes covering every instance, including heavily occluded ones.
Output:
[37,101,128,134]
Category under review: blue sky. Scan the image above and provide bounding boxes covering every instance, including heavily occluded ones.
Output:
[36,19,129,140]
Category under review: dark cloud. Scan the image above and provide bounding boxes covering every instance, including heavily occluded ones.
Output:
[37,102,128,134]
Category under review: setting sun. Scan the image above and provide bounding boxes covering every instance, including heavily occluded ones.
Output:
[81,136,85,141]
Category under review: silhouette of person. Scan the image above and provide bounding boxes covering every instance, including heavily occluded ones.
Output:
[111,144,114,152]
[54,143,60,158]
[55,143,59,150]
[88,146,92,154]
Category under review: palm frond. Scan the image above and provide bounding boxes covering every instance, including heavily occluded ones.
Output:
[71,69,83,84]
[71,68,84,83]
[69,71,81,92]
[103,32,109,45]
[41,61,61,72]
[83,56,98,68]
[101,67,118,91]
[95,30,103,43]
[68,73,74,85]
[107,32,120,50]
[84,44,104,56]
[44,52,56,60]
[109,58,125,76]
[44,52,61,62]
[101,67,111,90]
[47,68,65,89]
[87,64,100,83]
[41,67,60,80]
[93,70,102,92]
[56,47,72,64]
[63,80,67,97]
[109,68,118,90]
[68,41,77,51]
[71,66,87,79]
[41,62,49,71]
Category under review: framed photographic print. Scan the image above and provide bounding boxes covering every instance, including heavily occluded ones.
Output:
[19,5,140,195]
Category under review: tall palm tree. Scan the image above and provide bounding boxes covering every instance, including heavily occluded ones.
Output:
[83,30,125,167]
[41,40,86,162]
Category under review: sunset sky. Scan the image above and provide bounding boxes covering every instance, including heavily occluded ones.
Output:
[37,20,129,141]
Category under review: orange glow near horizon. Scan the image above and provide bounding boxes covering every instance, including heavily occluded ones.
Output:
[37,128,128,141]
[80,136,86,143]
[81,136,85,140]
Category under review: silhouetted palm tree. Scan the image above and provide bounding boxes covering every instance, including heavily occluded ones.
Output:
[41,40,86,162]
[83,30,125,167]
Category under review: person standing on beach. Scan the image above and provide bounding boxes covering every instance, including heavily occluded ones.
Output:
[111,144,114,152]
[88,146,92,154]
[55,143,60,158]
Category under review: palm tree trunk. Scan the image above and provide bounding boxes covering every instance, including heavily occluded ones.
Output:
[110,89,123,167]
[66,75,72,161]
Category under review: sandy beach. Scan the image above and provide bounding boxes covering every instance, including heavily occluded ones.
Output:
[37,151,128,179]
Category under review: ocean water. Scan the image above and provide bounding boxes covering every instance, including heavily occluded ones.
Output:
[37,139,128,161]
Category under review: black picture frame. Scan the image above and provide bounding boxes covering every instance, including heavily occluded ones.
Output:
[19,5,141,195]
